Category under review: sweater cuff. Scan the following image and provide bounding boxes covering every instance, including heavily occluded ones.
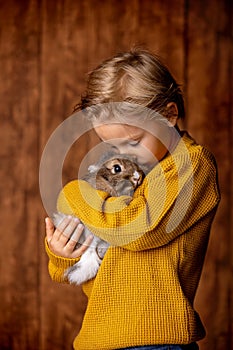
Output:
[45,238,80,283]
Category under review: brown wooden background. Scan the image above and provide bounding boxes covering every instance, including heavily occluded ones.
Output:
[0,0,232,349]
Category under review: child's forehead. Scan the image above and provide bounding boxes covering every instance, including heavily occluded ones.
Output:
[94,124,143,141]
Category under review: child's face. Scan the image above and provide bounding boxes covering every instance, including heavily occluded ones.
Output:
[94,121,174,167]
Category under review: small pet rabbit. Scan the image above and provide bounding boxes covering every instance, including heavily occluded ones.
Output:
[53,152,146,285]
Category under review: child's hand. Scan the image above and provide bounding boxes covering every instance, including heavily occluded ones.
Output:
[45,216,94,259]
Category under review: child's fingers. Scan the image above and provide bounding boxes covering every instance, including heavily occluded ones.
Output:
[65,223,86,252]
[45,217,54,242]
[71,233,94,258]
[53,216,73,240]
[69,223,85,242]
[46,216,94,258]
[57,218,81,246]
[62,218,81,238]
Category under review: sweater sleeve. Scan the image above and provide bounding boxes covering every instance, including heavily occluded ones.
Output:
[57,145,220,251]
[44,238,80,283]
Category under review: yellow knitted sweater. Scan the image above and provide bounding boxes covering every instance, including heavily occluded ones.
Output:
[45,132,220,350]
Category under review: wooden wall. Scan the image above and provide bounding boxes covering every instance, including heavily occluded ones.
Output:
[0,0,232,349]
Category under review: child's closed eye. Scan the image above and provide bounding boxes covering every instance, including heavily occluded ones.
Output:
[129,140,140,147]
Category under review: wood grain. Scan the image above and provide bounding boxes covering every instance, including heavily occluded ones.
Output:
[0,0,231,349]
[186,1,232,348]
[0,0,41,348]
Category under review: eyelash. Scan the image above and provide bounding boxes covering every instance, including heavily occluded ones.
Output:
[129,140,140,146]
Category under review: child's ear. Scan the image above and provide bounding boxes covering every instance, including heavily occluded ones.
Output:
[166,102,178,126]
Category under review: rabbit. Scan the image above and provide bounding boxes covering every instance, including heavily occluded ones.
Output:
[53,151,146,285]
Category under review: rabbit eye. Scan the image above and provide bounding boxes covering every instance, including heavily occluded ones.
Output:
[111,164,122,174]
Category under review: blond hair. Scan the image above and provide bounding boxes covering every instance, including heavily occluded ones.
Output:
[75,49,185,120]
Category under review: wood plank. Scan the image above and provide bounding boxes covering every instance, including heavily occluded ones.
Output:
[85,0,185,82]
[0,0,41,348]
[185,1,232,348]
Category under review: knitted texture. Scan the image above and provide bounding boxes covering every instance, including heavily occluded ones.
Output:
[45,132,220,350]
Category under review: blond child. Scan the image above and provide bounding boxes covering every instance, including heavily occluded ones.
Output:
[45,49,220,350]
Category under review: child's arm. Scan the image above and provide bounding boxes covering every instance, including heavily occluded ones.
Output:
[57,147,220,251]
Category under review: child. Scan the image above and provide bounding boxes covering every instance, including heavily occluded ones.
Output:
[45,49,220,350]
